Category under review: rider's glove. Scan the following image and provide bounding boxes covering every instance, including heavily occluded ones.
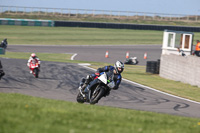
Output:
[95,72,100,76]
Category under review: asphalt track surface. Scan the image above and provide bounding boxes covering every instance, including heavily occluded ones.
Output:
[1,45,200,118]
[7,45,162,66]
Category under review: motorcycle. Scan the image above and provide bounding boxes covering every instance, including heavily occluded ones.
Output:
[77,71,115,104]
[0,39,8,49]
[124,57,139,65]
[29,60,40,78]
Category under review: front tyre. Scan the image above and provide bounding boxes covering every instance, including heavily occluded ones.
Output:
[34,68,39,78]
[76,92,85,103]
[90,88,105,104]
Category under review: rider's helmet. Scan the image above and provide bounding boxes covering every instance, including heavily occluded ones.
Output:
[31,53,36,59]
[114,60,124,74]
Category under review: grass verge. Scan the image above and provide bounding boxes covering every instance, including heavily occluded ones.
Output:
[0,93,200,133]
[0,25,163,45]
[1,25,200,46]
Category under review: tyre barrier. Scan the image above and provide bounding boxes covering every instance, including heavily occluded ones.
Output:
[54,21,200,32]
[146,60,160,74]
[1,18,200,32]
[0,18,54,27]
[0,48,5,55]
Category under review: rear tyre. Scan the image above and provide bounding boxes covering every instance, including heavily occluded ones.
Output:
[90,88,105,104]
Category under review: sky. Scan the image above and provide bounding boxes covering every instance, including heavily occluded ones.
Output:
[1,0,200,15]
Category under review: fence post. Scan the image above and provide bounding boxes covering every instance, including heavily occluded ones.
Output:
[93,10,95,17]
[53,9,55,15]
[68,9,70,17]
[8,7,10,13]
[118,11,120,19]
[0,7,2,14]
[136,12,138,19]
[23,7,26,15]
[61,9,63,16]
[85,9,87,17]
[101,10,104,18]
[76,9,78,17]
[15,7,17,14]
[45,8,48,16]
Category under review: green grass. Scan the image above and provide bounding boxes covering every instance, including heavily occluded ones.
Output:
[0,25,164,45]
[1,25,200,45]
[0,93,200,133]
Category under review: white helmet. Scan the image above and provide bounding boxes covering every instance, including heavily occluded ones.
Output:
[114,61,124,74]
[31,53,36,59]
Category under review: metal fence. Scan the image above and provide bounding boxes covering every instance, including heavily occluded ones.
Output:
[1,5,200,22]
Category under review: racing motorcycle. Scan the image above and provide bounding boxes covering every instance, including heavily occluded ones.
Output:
[0,38,8,49]
[29,60,40,78]
[77,71,115,104]
[124,57,139,65]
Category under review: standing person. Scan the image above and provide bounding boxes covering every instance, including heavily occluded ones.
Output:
[79,60,124,93]
[0,60,5,80]
[27,53,41,73]
[194,40,200,57]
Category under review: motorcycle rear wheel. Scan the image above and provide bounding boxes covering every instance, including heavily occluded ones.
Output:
[90,88,105,104]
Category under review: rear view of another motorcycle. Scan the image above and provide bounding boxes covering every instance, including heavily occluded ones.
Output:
[29,60,40,78]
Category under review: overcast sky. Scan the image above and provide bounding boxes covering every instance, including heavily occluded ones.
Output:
[1,0,200,15]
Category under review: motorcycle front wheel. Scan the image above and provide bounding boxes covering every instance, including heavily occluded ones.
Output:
[33,68,39,78]
[76,92,85,103]
[90,87,105,104]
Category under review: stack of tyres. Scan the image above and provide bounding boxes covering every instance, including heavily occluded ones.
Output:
[0,48,5,55]
[146,61,159,74]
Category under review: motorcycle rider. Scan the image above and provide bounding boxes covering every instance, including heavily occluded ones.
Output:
[79,60,124,93]
[0,60,5,80]
[27,53,41,73]
[0,38,8,49]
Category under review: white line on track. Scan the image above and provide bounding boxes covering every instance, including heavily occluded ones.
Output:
[79,64,200,105]
[71,53,77,60]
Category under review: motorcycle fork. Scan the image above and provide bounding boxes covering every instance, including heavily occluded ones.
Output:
[89,84,102,101]
[33,68,36,75]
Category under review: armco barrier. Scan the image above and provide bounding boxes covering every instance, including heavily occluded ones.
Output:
[1,18,200,32]
[0,18,54,27]
[54,21,200,32]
